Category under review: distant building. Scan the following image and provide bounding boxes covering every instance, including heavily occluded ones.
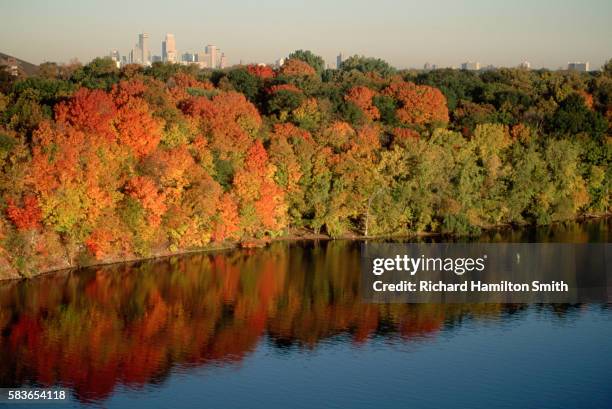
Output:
[336,53,343,69]
[196,51,207,66]
[109,49,121,68]
[519,61,531,69]
[220,53,227,69]
[0,55,21,76]
[424,62,437,71]
[461,61,480,70]
[205,44,218,69]
[162,33,177,63]
[567,61,589,72]
[152,55,162,63]
[181,52,196,63]
[275,58,285,67]
[138,33,149,65]
[129,33,150,65]
[0,52,38,76]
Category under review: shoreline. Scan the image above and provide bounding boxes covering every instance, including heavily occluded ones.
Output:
[1,213,609,282]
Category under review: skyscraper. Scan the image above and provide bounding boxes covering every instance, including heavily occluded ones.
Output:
[205,44,218,69]
[336,53,343,69]
[138,33,149,65]
[162,33,177,63]
[220,53,227,69]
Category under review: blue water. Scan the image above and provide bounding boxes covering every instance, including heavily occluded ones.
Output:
[1,219,610,409]
[94,306,612,409]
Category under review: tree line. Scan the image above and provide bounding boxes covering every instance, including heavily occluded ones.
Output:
[0,51,610,276]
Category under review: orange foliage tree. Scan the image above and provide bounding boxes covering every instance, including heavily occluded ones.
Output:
[278,58,316,77]
[181,92,262,160]
[125,176,167,228]
[5,195,42,231]
[55,88,117,140]
[345,86,380,120]
[383,80,449,126]
[233,140,287,236]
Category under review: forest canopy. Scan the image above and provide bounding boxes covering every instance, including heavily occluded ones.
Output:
[0,52,610,277]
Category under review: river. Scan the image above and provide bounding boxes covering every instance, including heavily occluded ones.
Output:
[0,219,610,408]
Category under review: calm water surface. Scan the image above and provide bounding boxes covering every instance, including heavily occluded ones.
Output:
[0,219,610,408]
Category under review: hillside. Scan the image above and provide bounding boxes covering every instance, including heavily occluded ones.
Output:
[0,52,39,76]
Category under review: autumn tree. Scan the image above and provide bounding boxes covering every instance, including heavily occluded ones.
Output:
[344,86,380,121]
[287,50,325,76]
[278,58,317,77]
[233,140,287,237]
[383,80,449,127]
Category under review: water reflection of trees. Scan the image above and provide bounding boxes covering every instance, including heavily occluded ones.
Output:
[0,241,597,402]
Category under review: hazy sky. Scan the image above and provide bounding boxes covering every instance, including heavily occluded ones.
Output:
[1,0,610,69]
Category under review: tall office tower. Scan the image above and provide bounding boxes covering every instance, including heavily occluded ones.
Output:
[138,33,149,65]
[567,62,589,72]
[220,53,227,69]
[519,61,531,69]
[129,46,138,64]
[162,33,177,63]
[205,44,218,69]
[336,53,343,69]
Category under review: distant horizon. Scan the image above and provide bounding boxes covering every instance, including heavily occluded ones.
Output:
[1,0,611,70]
[1,45,607,72]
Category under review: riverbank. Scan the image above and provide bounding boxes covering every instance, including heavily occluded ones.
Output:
[1,214,609,282]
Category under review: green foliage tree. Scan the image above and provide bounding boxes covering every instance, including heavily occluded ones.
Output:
[288,50,326,76]
[339,55,395,77]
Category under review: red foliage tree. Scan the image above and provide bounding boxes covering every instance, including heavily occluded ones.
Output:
[247,64,275,79]
[5,195,42,230]
[55,88,117,140]
[55,82,162,158]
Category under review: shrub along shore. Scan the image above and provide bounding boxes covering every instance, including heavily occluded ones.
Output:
[0,52,610,279]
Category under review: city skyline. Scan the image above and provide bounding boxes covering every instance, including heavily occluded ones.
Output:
[0,0,611,69]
